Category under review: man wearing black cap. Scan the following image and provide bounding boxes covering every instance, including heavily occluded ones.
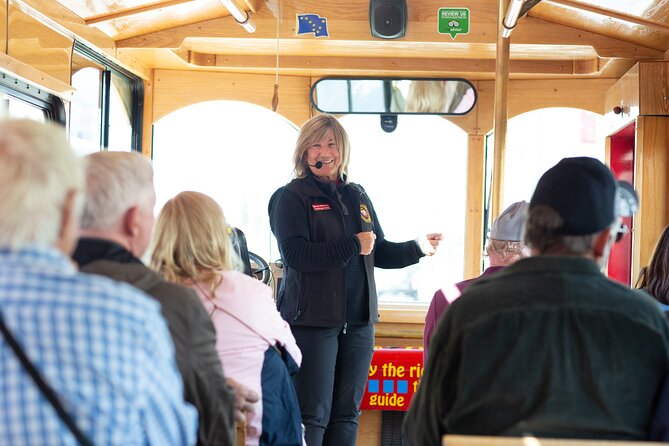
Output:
[405,157,669,445]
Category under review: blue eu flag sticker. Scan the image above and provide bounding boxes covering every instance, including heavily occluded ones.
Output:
[296,13,329,37]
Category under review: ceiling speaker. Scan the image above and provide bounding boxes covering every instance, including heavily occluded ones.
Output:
[369,0,407,39]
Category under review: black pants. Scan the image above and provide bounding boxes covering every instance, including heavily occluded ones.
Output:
[291,324,374,446]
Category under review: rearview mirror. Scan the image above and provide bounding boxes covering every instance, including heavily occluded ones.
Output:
[311,78,476,115]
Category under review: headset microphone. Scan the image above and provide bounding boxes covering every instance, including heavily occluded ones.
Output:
[308,160,336,169]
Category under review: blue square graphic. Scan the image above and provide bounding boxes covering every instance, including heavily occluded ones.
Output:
[383,380,394,393]
[397,380,408,394]
[368,380,379,393]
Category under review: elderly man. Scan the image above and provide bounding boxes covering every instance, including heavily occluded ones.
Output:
[423,201,528,361]
[72,151,257,446]
[405,157,669,444]
[0,120,196,444]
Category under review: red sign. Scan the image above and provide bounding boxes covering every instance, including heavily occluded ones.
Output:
[360,347,424,411]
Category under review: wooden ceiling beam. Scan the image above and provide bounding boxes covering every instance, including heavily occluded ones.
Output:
[173,50,604,75]
[85,0,198,25]
[543,0,669,34]
[117,12,661,59]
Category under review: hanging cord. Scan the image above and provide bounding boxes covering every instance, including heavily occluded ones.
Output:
[271,1,280,112]
[0,310,94,446]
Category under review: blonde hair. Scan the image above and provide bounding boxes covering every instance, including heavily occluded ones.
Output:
[80,151,154,230]
[0,119,83,248]
[405,81,446,113]
[151,191,242,289]
[292,114,350,181]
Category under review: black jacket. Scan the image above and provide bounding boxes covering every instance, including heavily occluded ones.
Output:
[73,238,236,446]
[268,174,423,327]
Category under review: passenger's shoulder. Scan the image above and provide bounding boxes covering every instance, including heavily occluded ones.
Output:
[72,270,161,315]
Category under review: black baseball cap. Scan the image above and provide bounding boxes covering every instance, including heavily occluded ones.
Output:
[529,157,638,236]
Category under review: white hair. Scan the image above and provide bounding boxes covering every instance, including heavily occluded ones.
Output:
[80,151,154,230]
[0,119,83,248]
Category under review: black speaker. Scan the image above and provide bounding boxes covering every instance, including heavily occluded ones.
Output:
[370,0,407,39]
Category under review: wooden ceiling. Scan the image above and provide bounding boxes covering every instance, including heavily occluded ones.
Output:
[53,0,669,79]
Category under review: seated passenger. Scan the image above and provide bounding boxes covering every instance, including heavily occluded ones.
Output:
[405,157,669,444]
[72,151,248,446]
[151,191,304,446]
[423,200,528,362]
[636,224,669,314]
[0,120,196,444]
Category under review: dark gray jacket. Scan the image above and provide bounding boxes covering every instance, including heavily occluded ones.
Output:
[405,256,669,445]
[74,239,236,446]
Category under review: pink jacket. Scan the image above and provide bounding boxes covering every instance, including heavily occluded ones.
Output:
[189,270,301,446]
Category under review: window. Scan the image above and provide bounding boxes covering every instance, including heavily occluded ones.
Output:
[483,108,606,267]
[154,108,467,305]
[152,100,298,264]
[340,115,468,303]
[69,42,143,154]
[0,73,65,122]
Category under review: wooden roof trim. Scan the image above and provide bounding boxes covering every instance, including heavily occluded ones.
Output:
[543,0,669,34]
[173,50,606,75]
[85,0,198,25]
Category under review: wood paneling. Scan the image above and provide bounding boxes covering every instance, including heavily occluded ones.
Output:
[464,135,485,279]
[357,410,381,446]
[604,63,639,131]
[152,69,311,126]
[142,71,154,157]
[0,52,75,97]
[19,0,115,58]
[639,61,669,115]
[8,1,73,85]
[633,116,669,285]
[1,1,6,54]
[444,435,667,446]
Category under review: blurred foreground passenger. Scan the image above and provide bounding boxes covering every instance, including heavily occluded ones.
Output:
[636,224,669,314]
[72,151,244,446]
[152,191,304,446]
[405,157,669,445]
[423,200,528,362]
[0,120,197,445]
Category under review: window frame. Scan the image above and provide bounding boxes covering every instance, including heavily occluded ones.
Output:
[0,72,66,123]
[72,41,144,152]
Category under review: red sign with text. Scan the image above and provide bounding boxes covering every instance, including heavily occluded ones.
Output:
[360,347,424,411]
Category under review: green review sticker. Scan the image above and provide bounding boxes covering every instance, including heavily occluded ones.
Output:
[438,8,470,39]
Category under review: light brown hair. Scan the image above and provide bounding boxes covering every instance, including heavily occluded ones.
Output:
[292,114,350,181]
[150,191,242,290]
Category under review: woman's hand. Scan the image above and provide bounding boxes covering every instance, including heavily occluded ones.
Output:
[418,233,443,256]
[356,231,376,255]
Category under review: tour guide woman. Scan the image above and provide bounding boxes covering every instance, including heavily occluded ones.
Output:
[268,114,442,446]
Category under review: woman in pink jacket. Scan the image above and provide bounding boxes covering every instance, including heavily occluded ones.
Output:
[151,191,303,446]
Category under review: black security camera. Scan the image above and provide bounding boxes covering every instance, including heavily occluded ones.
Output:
[380,114,398,133]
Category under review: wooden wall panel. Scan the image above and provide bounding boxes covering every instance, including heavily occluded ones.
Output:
[142,70,155,158]
[464,135,485,280]
[604,63,639,131]
[639,61,669,115]
[152,69,311,126]
[1,0,6,54]
[7,1,72,85]
[633,116,669,284]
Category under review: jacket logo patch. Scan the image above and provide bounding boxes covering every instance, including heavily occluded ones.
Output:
[312,203,332,211]
[360,204,372,223]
